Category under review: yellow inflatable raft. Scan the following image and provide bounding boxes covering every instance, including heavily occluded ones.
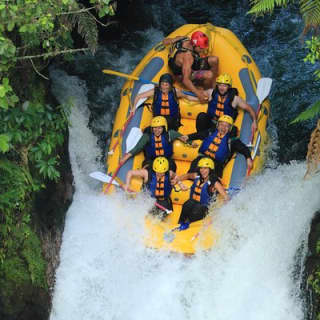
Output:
[103,23,271,254]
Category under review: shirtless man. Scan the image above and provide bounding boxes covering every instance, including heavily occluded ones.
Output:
[163,30,219,104]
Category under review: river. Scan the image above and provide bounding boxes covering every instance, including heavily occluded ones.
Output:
[49,1,320,319]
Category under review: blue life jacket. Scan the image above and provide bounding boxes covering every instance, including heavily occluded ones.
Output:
[190,177,212,206]
[199,130,230,163]
[144,132,173,159]
[153,87,179,118]
[147,171,172,200]
[207,88,238,120]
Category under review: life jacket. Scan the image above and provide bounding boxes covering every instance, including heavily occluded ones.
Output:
[199,130,230,163]
[152,86,179,118]
[144,132,173,159]
[147,170,172,200]
[207,88,239,120]
[190,177,213,206]
[168,37,202,76]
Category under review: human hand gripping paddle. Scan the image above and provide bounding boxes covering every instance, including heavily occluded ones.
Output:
[103,126,143,193]
[247,77,272,176]
[89,170,172,213]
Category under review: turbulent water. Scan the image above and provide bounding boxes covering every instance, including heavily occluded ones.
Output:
[49,1,320,319]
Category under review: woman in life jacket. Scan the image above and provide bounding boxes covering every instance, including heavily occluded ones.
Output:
[163,30,219,103]
[174,157,229,224]
[119,116,198,174]
[180,115,253,177]
[194,73,258,136]
[133,73,197,130]
[123,157,176,219]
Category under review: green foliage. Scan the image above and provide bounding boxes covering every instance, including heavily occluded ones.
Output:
[291,100,320,123]
[0,134,10,152]
[308,266,320,295]
[248,0,290,16]
[248,0,320,123]
[0,94,71,182]
[0,158,47,314]
[248,0,320,32]
[304,36,320,72]
[0,0,115,315]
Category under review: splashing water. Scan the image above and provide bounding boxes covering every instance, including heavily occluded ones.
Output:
[49,68,320,320]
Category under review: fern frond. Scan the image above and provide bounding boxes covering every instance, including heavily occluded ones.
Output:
[77,12,98,54]
[291,100,320,123]
[248,0,290,16]
[300,0,320,30]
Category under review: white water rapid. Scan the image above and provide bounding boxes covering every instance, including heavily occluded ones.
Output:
[49,68,320,320]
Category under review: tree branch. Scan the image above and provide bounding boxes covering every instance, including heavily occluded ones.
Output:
[16,48,90,60]
[30,58,49,80]
[57,6,96,15]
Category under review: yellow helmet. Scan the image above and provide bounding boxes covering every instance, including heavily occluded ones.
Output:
[153,157,169,173]
[198,157,214,169]
[218,115,234,126]
[216,73,232,86]
[151,116,168,131]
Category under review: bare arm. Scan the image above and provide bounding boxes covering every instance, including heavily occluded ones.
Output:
[181,53,208,104]
[133,88,154,110]
[213,181,230,201]
[163,36,187,46]
[119,152,132,166]
[124,169,148,192]
[233,96,258,132]
[176,88,199,102]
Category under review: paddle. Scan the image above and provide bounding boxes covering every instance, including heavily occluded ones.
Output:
[163,222,190,243]
[248,77,272,147]
[90,171,172,213]
[154,202,172,214]
[104,127,143,193]
[247,78,272,176]
[108,84,154,155]
[102,69,196,97]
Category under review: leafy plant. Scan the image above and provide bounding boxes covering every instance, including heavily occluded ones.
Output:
[248,0,320,123]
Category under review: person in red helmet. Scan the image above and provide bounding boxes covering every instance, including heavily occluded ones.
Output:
[163,30,219,104]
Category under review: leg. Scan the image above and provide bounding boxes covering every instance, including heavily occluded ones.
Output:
[196,112,212,132]
[150,198,173,220]
[178,199,194,224]
[169,158,177,173]
[188,203,208,223]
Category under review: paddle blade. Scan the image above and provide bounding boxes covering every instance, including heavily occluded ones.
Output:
[89,171,119,186]
[126,127,143,153]
[256,77,272,104]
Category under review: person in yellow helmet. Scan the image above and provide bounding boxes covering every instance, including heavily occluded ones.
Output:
[194,73,258,136]
[119,116,197,173]
[174,157,229,224]
[177,115,253,177]
[163,31,219,104]
[123,157,177,218]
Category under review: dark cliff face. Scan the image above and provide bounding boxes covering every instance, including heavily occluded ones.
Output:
[304,211,320,320]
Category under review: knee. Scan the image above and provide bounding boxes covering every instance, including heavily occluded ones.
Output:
[208,56,219,68]
[203,70,214,80]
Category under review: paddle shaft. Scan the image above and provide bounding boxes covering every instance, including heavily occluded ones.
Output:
[109,111,135,153]
[103,69,196,97]
[154,202,172,214]
[104,164,123,194]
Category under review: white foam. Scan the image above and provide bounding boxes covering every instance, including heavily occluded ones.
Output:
[49,68,320,320]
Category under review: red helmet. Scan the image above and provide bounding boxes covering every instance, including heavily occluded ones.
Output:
[191,31,209,49]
